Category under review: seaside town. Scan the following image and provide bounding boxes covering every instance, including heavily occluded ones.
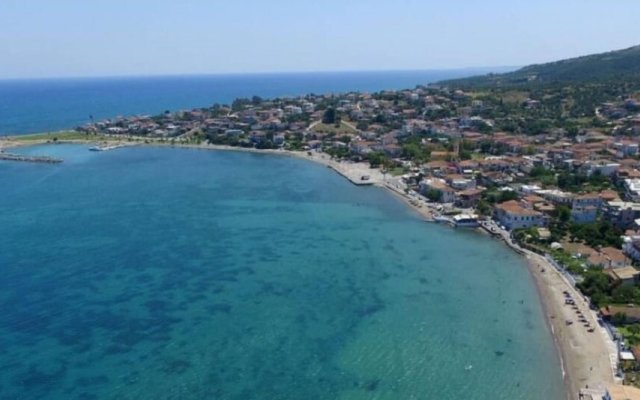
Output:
[3,78,640,399]
[7,2,640,399]
[59,82,640,398]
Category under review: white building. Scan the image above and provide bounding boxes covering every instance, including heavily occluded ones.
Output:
[624,238,640,262]
[572,193,602,209]
[419,178,456,203]
[536,189,574,205]
[494,200,546,230]
[625,179,640,202]
[614,142,639,158]
[520,184,542,194]
[571,206,598,224]
[604,201,640,229]
[450,178,476,191]
[583,161,620,177]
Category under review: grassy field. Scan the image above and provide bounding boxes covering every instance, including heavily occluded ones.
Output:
[311,122,358,135]
[618,326,640,346]
[389,167,407,176]
[11,131,105,142]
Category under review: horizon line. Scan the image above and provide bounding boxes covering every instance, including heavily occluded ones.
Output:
[0,66,519,83]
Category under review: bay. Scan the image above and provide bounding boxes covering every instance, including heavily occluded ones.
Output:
[0,145,564,399]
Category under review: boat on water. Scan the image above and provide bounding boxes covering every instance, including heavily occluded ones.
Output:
[451,214,480,228]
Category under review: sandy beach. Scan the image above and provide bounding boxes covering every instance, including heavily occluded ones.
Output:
[479,215,619,399]
[0,135,616,398]
[525,252,618,399]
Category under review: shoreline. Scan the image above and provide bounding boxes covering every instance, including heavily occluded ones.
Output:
[496,235,618,399]
[162,142,619,400]
[1,136,613,399]
[2,136,437,218]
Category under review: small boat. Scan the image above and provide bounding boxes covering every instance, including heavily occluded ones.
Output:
[89,146,103,152]
[464,365,473,371]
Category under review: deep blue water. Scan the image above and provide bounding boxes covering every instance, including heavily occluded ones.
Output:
[0,69,512,135]
[0,144,563,399]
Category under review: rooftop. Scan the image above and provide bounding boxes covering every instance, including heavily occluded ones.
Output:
[495,200,542,217]
[608,384,640,400]
[607,266,639,281]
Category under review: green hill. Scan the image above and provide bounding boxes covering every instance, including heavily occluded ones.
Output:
[441,45,640,88]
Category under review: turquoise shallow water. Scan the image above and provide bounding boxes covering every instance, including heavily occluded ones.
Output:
[0,145,564,399]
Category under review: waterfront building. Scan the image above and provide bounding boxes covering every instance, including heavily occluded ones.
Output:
[452,214,480,227]
[419,178,456,203]
[456,188,483,208]
[494,200,546,230]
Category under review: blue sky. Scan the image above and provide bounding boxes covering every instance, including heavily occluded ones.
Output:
[2,0,640,79]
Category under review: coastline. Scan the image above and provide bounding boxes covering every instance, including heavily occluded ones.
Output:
[1,136,438,218]
[524,252,613,399]
[1,136,612,399]
[496,236,618,399]
[162,142,619,400]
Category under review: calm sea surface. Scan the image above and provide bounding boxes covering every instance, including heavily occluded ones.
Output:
[0,144,563,399]
[0,69,513,135]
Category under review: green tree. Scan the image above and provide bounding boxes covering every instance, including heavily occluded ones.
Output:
[459,150,473,160]
[612,285,640,304]
[426,189,443,202]
[498,190,518,203]
[476,200,492,216]
[322,107,337,124]
[577,269,611,306]
[402,143,430,163]
[612,312,628,325]
[367,152,389,168]
[555,205,571,224]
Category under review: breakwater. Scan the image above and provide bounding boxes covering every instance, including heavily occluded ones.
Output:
[0,152,63,163]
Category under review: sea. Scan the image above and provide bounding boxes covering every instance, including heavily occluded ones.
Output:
[0,144,564,399]
[0,69,513,136]
[0,70,563,399]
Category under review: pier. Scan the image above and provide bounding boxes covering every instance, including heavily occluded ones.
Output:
[89,143,130,152]
[0,152,63,164]
[326,164,377,186]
